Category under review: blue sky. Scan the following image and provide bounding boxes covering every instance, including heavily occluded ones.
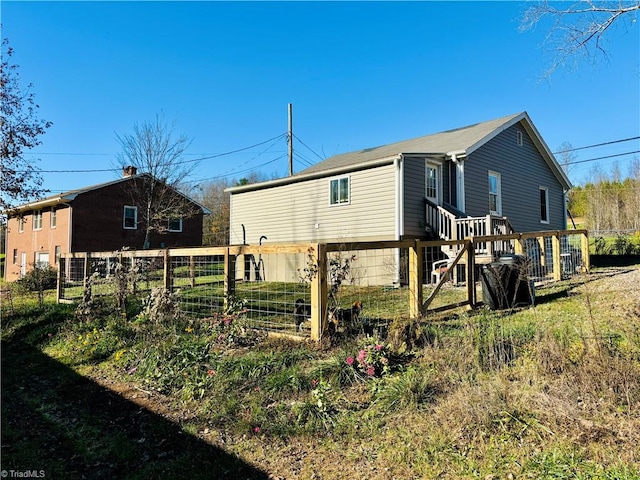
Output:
[2,1,639,196]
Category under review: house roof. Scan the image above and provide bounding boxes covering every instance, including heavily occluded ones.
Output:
[8,173,211,215]
[228,111,571,194]
[299,112,525,174]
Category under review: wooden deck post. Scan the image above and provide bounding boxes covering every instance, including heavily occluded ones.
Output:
[224,248,236,310]
[485,215,493,258]
[310,243,328,342]
[552,233,562,281]
[409,240,423,318]
[581,230,591,273]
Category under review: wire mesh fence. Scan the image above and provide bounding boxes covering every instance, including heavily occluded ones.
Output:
[58,230,589,340]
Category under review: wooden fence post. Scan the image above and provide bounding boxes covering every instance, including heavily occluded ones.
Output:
[409,240,423,318]
[163,249,172,290]
[56,257,64,303]
[581,231,591,273]
[189,255,196,288]
[552,233,562,281]
[514,234,524,255]
[310,243,327,342]
[224,248,236,310]
[465,239,476,307]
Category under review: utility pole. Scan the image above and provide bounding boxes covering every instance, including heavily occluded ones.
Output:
[288,103,293,176]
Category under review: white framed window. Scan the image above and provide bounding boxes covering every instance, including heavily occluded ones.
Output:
[35,252,49,269]
[539,187,549,223]
[330,176,350,205]
[516,130,523,146]
[123,206,138,229]
[488,171,502,216]
[33,210,43,230]
[18,217,24,233]
[55,246,61,264]
[425,164,439,202]
[12,249,18,264]
[168,217,183,232]
[50,207,57,228]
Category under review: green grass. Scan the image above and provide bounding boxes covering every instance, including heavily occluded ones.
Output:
[3,268,640,478]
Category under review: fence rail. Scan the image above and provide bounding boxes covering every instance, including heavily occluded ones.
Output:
[58,229,589,341]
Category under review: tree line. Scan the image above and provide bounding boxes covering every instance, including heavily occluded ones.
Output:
[568,160,640,233]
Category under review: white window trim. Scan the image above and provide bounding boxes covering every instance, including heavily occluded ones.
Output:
[18,217,24,233]
[50,207,57,228]
[329,176,350,206]
[168,217,183,232]
[425,161,441,204]
[539,186,550,224]
[123,205,138,229]
[488,171,502,216]
[33,210,43,230]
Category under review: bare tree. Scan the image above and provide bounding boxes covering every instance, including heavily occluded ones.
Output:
[520,1,640,77]
[198,172,269,246]
[198,179,231,246]
[1,38,52,212]
[116,113,199,248]
[555,141,578,178]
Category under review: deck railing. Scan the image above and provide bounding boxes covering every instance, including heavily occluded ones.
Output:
[425,199,514,258]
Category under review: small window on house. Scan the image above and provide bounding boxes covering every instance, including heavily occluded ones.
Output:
[33,210,43,230]
[330,177,350,205]
[516,130,523,146]
[51,207,57,228]
[539,187,549,223]
[123,206,138,229]
[18,217,24,233]
[168,218,182,232]
[488,171,502,215]
[13,249,18,264]
[35,251,49,269]
[55,246,61,264]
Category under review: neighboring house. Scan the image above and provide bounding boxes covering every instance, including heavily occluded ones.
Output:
[227,112,572,283]
[4,167,208,281]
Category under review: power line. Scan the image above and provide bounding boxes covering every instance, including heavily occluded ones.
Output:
[553,136,640,154]
[18,134,288,173]
[293,133,325,161]
[565,150,640,165]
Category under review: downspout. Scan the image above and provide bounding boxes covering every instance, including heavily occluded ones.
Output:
[395,155,404,241]
[395,155,403,285]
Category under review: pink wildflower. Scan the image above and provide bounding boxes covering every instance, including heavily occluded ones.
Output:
[346,356,355,366]
[311,379,319,387]
[357,350,367,363]
[253,426,261,434]
[207,369,216,376]
[366,366,376,376]
[375,344,384,351]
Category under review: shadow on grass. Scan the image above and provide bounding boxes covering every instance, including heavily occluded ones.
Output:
[1,318,270,480]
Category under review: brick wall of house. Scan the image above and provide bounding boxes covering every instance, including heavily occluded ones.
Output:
[70,180,203,252]
[4,176,204,281]
[4,204,71,281]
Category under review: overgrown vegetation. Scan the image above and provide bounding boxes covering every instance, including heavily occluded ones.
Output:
[2,267,640,479]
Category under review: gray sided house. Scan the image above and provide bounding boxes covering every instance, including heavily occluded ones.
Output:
[227,112,571,284]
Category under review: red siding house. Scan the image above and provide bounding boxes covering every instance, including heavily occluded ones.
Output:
[4,168,208,281]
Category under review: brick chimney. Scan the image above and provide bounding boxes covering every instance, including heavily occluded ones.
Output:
[122,166,137,177]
